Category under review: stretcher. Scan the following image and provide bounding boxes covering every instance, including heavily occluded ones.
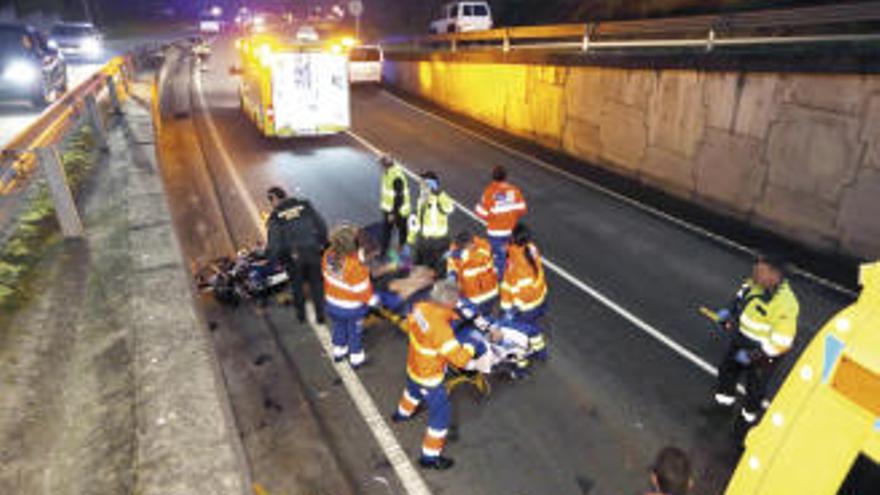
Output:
[374,305,489,391]
[374,304,492,397]
[372,264,533,399]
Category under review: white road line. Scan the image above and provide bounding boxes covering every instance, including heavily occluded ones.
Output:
[347,129,720,377]
[195,71,433,495]
[379,91,856,298]
[307,310,433,495]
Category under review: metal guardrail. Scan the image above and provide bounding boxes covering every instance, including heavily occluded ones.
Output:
[0,55,137,237]
[383,1,880,54]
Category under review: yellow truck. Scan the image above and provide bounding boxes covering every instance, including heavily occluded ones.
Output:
[235,27,350,138]
[725,262,880,494]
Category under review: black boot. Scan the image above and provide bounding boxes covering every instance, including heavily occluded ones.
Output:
[419,455,454,470]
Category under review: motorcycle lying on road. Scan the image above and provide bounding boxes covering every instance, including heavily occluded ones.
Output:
[194,249,289,306]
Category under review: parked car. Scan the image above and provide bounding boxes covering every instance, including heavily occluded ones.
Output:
[348,45,383,84]
[0,23,68,108]
[48,22,103,62]
[430,1,493,34]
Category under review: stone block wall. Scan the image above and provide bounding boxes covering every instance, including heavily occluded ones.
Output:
[384,59,880,259]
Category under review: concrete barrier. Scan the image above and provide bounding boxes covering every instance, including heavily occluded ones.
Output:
[384,58,880,259]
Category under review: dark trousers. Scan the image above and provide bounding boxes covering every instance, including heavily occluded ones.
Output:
[715,334,779,414]
[286,254,325,321]
[415,236,450,276]
[381,212,408,256]
[487,234,509,281]
[330,315,364,357]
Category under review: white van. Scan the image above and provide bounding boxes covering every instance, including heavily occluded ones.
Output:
[430,2,493,34]
[349,45,383,84]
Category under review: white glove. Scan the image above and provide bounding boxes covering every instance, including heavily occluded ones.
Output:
[473,316,491,331]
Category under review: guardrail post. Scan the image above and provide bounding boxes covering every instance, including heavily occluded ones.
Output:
[84,94,109,152]
[451,36,457,53]
[503,30,511,52]
[106,75,123,115]
[119,63,132,93]
[36,147,83,238]
[707,28,716,52]
[582,24,592,52]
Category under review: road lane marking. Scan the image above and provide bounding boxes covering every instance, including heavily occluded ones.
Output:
[377,90,856,298]
[346,129,720,377]
[194,69,433,495]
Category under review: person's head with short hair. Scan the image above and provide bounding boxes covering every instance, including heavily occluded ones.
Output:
[430,279,459,308]
[379,154,394,170]
[422,171,440,193]
[267,186,287,208]
[650,447,692,495]
[753,251,788,291]
[492,165,507,182]
[454,229,474,250]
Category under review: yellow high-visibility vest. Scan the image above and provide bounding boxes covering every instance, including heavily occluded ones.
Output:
[380,164,411,216]
[737,279,799,357]
[408,191,454,243]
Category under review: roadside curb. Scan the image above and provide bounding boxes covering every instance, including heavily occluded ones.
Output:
[122,82,251,495]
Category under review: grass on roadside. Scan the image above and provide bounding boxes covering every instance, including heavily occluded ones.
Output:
[0,127,97,311]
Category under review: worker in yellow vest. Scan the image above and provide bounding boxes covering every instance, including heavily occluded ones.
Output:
[378,155,411,259]
[712,253,800,430]
[407,171,454,274]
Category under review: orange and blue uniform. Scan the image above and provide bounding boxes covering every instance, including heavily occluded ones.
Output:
[395,302,475,461]
[446,235,498,314]
[500,242,548,359]
[475,180,527,278]
[322,249,376,367]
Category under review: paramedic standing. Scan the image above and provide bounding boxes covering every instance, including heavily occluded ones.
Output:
[378,155,411,258]
[475,165,527,279]
[266,186,329,324]
[712,253,799,429]
[322,224,377,369]
[500,223,549,361]
[391,280,475,470]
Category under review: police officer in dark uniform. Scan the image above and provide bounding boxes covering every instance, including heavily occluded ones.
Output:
[266,186,328,324]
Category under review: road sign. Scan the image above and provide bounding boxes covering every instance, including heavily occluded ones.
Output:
[348,0,363,17]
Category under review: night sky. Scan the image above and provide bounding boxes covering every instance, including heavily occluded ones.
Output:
[2,0,852,34]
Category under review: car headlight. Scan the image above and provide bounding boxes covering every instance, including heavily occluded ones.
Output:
[3,60,39,84]
[81,37,101,54]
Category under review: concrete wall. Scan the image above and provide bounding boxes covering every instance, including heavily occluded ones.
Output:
[384,59,880,259]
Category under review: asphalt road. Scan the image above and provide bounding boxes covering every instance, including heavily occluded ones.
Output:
[162,37,855,495]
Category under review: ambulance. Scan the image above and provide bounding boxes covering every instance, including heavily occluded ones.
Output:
[725,262,880,494]
[235,25,350,138]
